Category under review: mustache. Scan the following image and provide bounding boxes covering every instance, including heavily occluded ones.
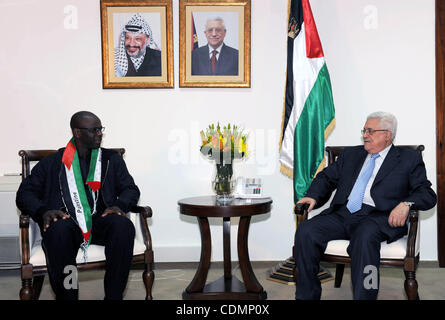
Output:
[125,45,141,50]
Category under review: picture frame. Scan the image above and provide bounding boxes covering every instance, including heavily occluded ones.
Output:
[179,0,251,87]
[100,0,174,88]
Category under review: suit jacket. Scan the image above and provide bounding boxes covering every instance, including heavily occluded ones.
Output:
[16,148,140,229]
[305,145,437,242]
[191,44,239,76]
[125,48,161,77]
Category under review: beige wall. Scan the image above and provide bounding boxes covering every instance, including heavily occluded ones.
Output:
[0,0,437,261]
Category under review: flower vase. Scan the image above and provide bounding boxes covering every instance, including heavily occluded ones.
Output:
[213,161,234,203]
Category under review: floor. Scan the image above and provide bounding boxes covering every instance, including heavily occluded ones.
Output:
[1,261,444,300]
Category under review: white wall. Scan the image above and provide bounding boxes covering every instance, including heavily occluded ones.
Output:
[0,0,437,261]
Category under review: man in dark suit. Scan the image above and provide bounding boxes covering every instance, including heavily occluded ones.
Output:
[16,111,139,300]
[191,17,238,76]
[294,111,437,300]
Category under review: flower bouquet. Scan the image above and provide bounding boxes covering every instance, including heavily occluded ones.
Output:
[200,123,248,202]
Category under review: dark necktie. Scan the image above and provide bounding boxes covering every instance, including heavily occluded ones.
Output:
[211,50,217,73]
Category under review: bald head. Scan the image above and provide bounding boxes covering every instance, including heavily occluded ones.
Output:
[70,111,103,152]
[70,111,100,130]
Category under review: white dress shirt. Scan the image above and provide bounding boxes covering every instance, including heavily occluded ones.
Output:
[208,44,223,61]
[354,144,392,207]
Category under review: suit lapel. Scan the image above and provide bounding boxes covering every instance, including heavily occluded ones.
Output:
[202,45,212,74]
[347,147,368,192]
[372,145,399,187]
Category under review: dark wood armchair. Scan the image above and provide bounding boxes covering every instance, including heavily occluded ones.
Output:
[18,149,154,300]
[293,145,423,300]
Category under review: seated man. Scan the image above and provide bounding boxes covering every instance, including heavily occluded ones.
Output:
[16,111,140,300]
[294,111,437,300]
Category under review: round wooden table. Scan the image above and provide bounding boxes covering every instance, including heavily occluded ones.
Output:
[178,195,272,300]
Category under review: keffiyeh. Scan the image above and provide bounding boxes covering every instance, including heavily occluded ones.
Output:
[114,13,160,77]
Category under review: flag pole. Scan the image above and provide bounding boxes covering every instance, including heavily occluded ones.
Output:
[268,0,334,286]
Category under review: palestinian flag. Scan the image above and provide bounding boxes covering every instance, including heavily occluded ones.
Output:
[279,0,335,203]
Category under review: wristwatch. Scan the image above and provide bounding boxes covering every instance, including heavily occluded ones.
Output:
[402,201,415,208]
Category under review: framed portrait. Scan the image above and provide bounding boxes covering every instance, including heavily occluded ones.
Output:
[179,0,251,87]
[100,0,173,88]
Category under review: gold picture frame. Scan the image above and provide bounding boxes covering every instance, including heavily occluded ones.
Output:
[179,0,251,87]
[100,0,173,88]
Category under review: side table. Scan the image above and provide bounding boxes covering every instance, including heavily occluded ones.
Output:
[178,195,272,300]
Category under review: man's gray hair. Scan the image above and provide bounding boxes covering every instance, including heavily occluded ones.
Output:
[205,17,226,31]
[367,111,397,141]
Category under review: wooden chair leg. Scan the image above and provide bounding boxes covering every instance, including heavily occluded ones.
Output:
[32,275,45,300]
[404,271,419,300]
[19,264,33,300]
[334,264,345,288]
[19,279,33,300]
[143,268,154,300]
[143,249,154,300]
[292,245,298,285]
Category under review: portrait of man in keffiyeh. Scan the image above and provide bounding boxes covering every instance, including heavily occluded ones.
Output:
[114,13,162,77]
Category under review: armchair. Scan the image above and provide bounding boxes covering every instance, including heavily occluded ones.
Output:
[293,145,423,300]
[18,149,154,300]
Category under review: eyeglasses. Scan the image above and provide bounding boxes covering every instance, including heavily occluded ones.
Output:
[361,128,388,135]
[76,127,105,134]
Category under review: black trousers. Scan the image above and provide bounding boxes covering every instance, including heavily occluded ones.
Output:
[294,205,405,300]
[41,213,135,300]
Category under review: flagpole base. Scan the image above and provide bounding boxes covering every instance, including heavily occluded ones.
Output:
[267,257,333,285]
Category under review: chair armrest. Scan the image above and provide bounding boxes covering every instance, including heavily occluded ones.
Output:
[294,203,309,222]
[131,205,153,219]
[130,205,153,252]
[405,209,419,260]
[19,214,31,265]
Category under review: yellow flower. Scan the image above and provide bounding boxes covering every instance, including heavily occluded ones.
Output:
[200,131,208,146]
[242,143,248,157]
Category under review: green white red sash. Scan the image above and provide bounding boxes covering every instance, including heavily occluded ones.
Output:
[62,139,101,261]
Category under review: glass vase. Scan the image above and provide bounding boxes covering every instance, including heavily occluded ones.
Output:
[213,162,234,203]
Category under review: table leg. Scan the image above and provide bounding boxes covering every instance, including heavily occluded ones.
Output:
[185,217,211,293]
[237,216,263,293]
[223,217,232,279]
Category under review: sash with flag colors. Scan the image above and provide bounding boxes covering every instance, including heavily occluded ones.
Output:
[279,0,335,203]
[62,139,102,261]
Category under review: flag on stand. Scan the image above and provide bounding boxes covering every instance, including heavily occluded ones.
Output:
[279,0,335,203]
[191,13,198,52]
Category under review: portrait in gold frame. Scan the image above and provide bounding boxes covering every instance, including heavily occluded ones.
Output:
[100,0,174,88]
[179,0,251,88]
